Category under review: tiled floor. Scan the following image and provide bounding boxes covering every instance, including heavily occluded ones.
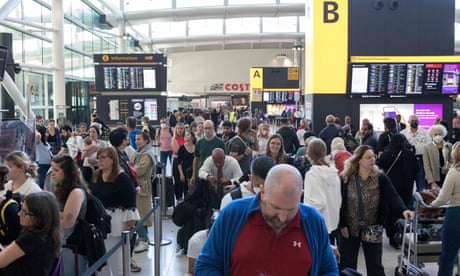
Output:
[127,216,441,276]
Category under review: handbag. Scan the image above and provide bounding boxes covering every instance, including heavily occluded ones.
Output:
[386,150,402,175]
[355,177,383,243]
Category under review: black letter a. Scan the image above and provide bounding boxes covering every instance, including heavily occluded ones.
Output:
[324,1,339,23]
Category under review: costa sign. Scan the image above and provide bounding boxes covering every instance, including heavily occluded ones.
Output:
[210,83,249,92]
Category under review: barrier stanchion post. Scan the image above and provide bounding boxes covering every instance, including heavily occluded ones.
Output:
[121,231,131,276]
[161,162,167,216]
[151,168,172,247]
[154,197,161,276]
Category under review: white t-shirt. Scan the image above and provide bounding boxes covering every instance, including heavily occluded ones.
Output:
[1,177,41,198]
[220,182,256,210]
[187,229,208,259]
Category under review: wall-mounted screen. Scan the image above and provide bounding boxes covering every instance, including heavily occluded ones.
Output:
[441,64,460,94]
[359,103,443,132]
[93,54,166,92]
[348,62,459,96]
[266,104,296,116]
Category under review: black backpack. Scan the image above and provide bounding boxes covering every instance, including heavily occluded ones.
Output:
[66,193,111,271]
[85,193,111,239]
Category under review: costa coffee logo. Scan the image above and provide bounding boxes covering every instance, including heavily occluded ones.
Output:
[210,83,249,92]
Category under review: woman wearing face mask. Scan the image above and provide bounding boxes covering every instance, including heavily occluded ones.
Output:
[423,124,452,190]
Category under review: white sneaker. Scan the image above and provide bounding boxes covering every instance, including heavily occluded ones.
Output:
[134,241,149,253]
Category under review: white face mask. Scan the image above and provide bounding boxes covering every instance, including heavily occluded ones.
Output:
[433,135,443,143]
[253,187,261,194]
[160,123,166,128]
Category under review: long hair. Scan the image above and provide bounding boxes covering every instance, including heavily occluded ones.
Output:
[23,191,62,257]
[92,147,121,183]
[341,145,377,182]
[37,126,49,146]
[174,122,185,138]
[52,154,87,203]
[4,151,38,178]
[452,142,460,170]
[265,134,287,164]
[307,138,329,166]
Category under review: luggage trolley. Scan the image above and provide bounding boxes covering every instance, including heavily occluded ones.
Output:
[405,192,460,275]
[402,192,445,268]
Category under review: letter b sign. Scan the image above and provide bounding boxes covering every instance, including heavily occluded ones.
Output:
[323,1,339,23]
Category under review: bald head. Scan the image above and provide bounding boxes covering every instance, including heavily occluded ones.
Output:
[212,148,225,168]
[204,120,215,139]
[263,164,302,197]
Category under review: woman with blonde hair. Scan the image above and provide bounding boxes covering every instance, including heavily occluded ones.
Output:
[2,151,41,197]
[430,142,460,275]
[256,123,270,155]
[339,145,412,275]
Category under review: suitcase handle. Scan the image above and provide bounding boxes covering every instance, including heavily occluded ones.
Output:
[398,218,412,273]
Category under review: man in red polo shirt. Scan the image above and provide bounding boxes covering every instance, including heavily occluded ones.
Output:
[194,164,338,275]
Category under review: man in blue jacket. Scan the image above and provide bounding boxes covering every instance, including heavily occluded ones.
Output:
[195,164,338,275]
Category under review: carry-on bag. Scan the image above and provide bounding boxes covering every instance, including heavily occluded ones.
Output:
[394,219,429,276]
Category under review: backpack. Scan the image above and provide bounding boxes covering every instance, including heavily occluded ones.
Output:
[66,193,111,270]
[0,191,22,242]
[85,193,112,239]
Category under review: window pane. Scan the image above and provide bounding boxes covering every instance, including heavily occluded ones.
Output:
[176,0,223,8]
[124,0,172,11]
[280,0,305,3]
[226,18,260,34]
[299,16,305,33]
[229,0,274,4]
[151,22,186,38]
[188,19,223,36]
[263,17,297,33]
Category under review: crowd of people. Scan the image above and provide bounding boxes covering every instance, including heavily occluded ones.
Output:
[0,108,458,275]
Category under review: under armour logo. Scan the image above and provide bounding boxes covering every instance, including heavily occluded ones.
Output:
[293,241,302,248]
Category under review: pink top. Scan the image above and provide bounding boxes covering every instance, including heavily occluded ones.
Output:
[173,137,185,155]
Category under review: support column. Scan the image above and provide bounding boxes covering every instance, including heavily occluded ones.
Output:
[52,0,65,120]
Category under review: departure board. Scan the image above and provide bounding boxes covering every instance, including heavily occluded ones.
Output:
[94,54,166,92]
[348,62,460,96]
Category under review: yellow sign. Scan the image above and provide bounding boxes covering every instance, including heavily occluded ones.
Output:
[305,0,348,94]
[287,67,299,80]
[250,68,263,102]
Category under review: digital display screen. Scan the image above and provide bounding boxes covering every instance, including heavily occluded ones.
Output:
[93,54,166,92]
[348,62,459,95]
[423,64,443,94]
[96,66,157,91]
[441,64,460,94]
[360,103,443,132]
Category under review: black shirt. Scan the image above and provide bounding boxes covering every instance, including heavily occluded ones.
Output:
[91,172,137,210]
[3,232,55,276]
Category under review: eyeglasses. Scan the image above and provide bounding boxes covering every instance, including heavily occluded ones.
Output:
[20,209,34,217]
[97,155,110,160]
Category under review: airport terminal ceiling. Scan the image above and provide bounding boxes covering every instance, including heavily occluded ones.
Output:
[73,0,460,54]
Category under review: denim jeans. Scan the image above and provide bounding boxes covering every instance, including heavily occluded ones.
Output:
[61,247,88,276]
[37,164,50,189]
[160,151,172,167]
[137,225,149,242]
[438,206,460,276]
